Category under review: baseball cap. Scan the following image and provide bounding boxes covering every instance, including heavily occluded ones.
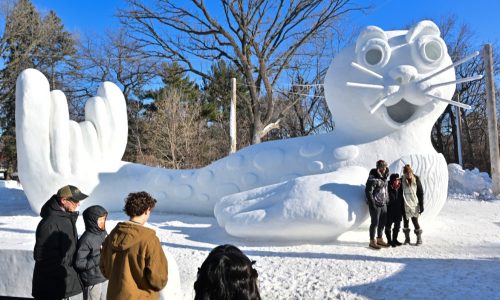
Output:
[56,185,88,202]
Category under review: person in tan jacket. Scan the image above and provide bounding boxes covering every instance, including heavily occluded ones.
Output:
[100,191,168,299]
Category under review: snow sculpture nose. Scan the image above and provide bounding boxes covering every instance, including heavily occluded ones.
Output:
[389,65,418,84]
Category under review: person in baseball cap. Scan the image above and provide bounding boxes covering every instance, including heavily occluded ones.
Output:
[32,184,89,299]
[56,185,88,202]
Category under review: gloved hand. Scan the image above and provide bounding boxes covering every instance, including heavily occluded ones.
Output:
[419,205,424,214]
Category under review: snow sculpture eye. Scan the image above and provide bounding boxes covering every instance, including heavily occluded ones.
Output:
[417,36,446,64]
[359,38,391,67]
[366,48,382,65]
[355,26,389,68]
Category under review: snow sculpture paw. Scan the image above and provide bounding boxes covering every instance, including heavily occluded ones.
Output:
[16,69,128,213]
[214,166,369,241]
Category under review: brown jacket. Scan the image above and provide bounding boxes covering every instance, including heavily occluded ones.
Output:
[100,221,168,299]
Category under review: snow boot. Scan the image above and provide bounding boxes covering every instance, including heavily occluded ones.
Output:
[376,237,390,247]
[403,228,411,245]
[385,229,392,246]
[392,230,403,247]
[369,239,381,250]
[415,228,423,245]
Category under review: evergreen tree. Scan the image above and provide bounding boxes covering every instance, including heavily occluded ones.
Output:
[202,60,249,122]
[157,62,199,103]
[0,0,76,170]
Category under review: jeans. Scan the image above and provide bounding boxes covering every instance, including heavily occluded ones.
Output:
[369,204,387,240]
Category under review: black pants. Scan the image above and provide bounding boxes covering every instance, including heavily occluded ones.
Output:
[386,210,402,233]
[403,216,420,230]
[369,205,387,240]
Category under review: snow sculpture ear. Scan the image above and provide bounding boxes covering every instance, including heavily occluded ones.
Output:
[406,20,446,65]
[355,26,390,67]
[405,20,441,43]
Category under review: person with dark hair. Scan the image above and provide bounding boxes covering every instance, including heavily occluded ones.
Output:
[100,191,168,299]
[75,205,108,300]
[365,160,390,249]
[401,164,424,245]
[32,185,88,299]
[194,244,261,300]
[386,173,404,247]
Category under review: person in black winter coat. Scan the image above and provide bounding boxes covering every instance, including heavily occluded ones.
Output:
[75,205,108,300]
[386,173,404,247]
[365,160,390,249]
[32,185,88,299]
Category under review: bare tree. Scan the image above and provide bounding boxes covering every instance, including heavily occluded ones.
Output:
[140,88,227,169]
[120,0,366,144]
[75,29,158,160]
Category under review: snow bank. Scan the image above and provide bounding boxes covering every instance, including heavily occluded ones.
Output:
[447,164,499,200]
[0,179,22,189]
[0,247,181,299]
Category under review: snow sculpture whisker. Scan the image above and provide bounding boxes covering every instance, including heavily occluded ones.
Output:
[425,75,484,92]
[369,92,398,114]
[351,62,384,80]
[346,82,385,90]
[425,93,472,109]
[418,51,480,84]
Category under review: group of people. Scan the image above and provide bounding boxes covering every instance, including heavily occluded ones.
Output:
[32,185,261,300]
[365,160,425,250]
[30,160,424,299]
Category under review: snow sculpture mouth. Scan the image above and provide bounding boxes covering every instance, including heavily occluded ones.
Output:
[386,98,417,124]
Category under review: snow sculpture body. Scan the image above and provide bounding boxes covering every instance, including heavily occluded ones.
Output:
[16,20,476,242]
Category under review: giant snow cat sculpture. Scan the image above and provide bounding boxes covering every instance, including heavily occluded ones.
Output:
[16,20,479,242]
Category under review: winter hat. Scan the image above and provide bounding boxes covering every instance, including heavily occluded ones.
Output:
[389,173,400,183]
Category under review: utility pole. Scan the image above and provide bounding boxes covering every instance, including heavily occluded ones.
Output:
[229,77,237,154]
[483,44,500,194]
[455,94,463,166]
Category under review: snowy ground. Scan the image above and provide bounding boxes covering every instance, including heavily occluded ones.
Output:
[0,177,499,299]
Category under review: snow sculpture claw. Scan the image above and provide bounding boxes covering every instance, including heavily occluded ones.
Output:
[16,69,127,213]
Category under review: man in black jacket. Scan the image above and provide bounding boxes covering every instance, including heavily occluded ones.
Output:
[32,185,88,300]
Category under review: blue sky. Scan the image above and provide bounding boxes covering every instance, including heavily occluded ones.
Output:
[30,0,499,44]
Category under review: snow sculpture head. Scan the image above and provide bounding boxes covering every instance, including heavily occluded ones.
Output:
[325,21,456,140]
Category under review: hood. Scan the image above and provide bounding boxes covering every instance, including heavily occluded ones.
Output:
[109,222,156,251]
[82,205,108,234]
[40,195,79,219]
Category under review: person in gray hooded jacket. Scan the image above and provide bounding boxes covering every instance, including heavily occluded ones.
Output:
[75,205,108,300]
[365,160,390,249]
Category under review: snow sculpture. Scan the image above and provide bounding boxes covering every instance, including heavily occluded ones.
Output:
[16,20,480,241]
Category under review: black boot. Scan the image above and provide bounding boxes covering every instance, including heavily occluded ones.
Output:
[385,229,392,247]
[415,228,423,245]
[392,230,402,247]
[403,228,411,245]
